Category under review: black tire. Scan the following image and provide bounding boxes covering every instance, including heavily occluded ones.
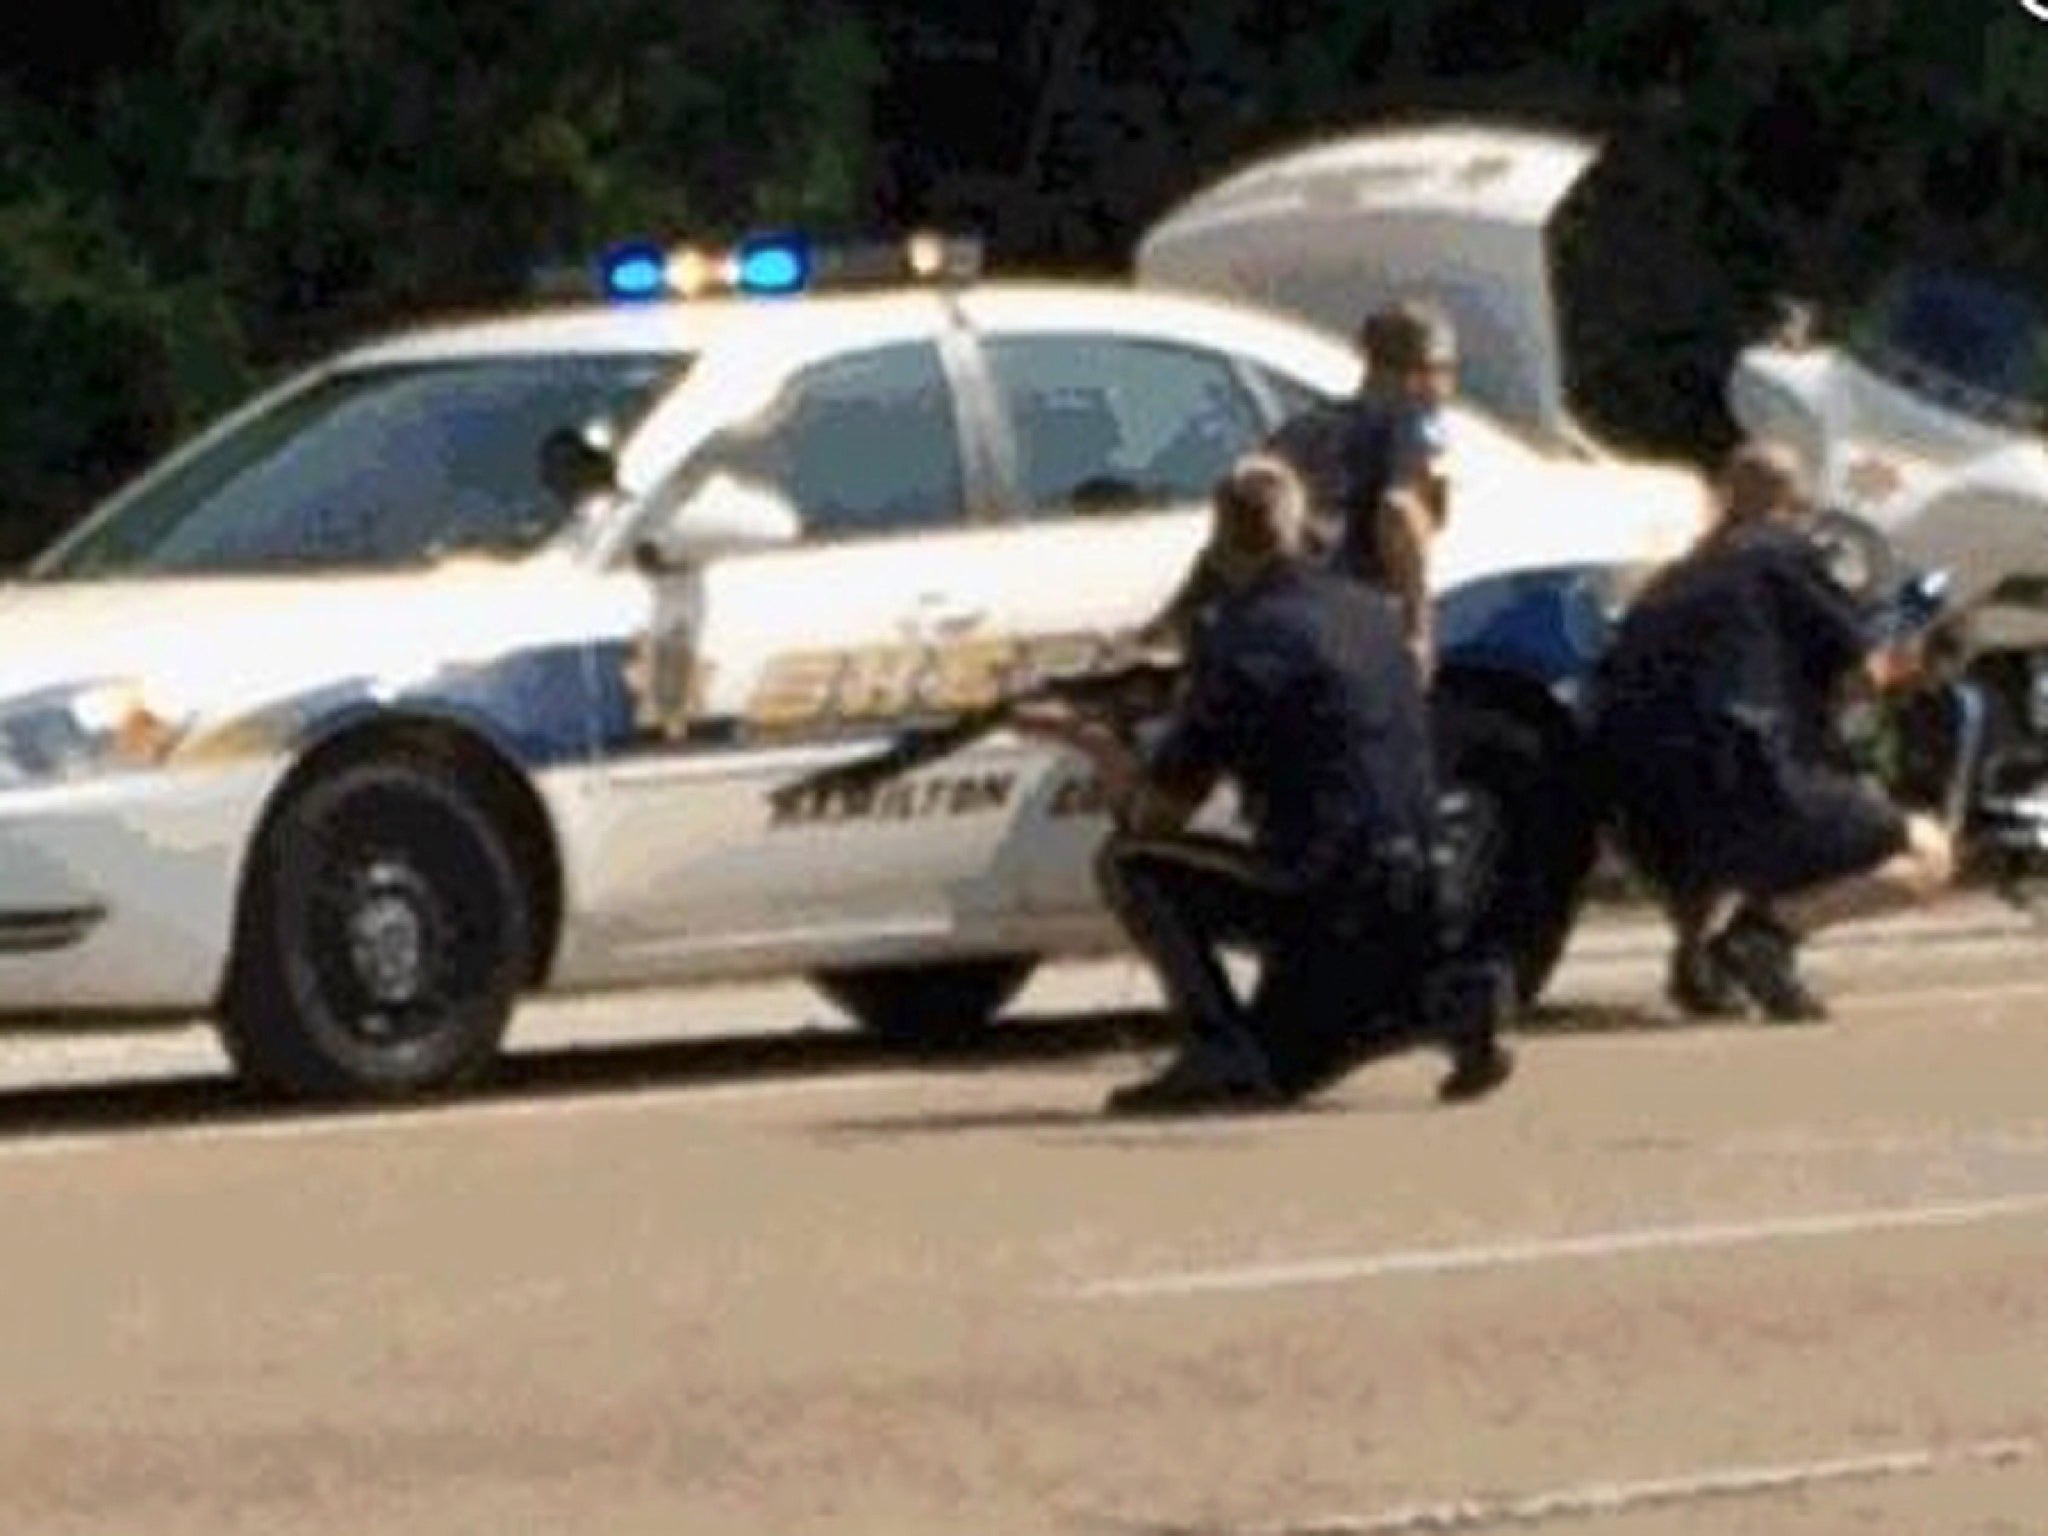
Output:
[811,957,1037,1048]
[221,758,531,1101]
[1435,698,1599,1008]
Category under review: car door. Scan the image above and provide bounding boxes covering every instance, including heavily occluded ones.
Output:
[589,328,1029,968]
[936,315,1290,919]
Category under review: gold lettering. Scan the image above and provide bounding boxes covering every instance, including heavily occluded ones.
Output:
[832,644,924,721]
[748,652,845,730]
[1011,630,1098,688]
[746,627,1137,738]
[915,636,1017,712]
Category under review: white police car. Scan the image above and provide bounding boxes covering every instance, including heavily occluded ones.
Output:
[0,125,1706,1099]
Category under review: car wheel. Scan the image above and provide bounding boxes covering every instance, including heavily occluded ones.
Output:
[811,957,1038,1049]
[1435,699,1599,1008]
[221,758,531,1101]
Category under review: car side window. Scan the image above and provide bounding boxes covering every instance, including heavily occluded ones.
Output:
[1243,363,1335,429]
[40,355,685,576]
[691,341,966,540]
[982,334,1267,517]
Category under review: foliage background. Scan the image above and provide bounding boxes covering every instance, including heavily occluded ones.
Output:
[1,0,2040,560]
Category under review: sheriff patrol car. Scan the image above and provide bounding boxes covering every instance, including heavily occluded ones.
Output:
[0,125,1707,1099]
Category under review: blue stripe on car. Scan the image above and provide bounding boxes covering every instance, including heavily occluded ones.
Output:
[385,645,605,765]
[226,645,615,769]
[1438,563,1618,689]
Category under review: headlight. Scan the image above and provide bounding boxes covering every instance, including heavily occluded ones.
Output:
[0,680,195,789]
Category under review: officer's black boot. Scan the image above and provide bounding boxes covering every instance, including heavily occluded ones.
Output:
[1105,1028,1279,1115]
[1095,839,1284,1114]
[1706,904,1828,1022]
[1666,938,1750,1019]
[1426,959,1517,1104]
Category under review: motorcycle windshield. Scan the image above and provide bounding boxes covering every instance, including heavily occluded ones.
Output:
[1844,266,2048,431]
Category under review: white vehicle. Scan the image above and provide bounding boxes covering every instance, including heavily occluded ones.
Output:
[0,127,1705,1099]
[1730,263,2048,885]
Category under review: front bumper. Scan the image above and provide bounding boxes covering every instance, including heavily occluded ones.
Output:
[0,762,282,1015]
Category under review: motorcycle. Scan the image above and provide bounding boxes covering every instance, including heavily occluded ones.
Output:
[1808,508,2048,917]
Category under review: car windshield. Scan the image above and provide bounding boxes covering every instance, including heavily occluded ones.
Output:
[28,352,688,579]
[1844,266,2048,428]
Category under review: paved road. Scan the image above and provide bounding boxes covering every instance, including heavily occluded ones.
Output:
[0,898,2043,1535]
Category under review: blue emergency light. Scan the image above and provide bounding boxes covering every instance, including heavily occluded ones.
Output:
[599,242,670,302]
[733,234,812,296]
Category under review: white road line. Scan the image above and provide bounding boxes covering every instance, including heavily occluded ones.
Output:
[1063,1192,2048,1301]
[1130,1435,2041,1535]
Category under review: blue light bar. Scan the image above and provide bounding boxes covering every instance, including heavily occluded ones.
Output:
[734,234,811,296]
[583,231,984,303]
[600,241,669,302]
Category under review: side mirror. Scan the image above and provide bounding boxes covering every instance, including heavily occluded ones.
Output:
[633,471,800,573]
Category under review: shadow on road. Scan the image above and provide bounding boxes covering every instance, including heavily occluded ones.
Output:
[809,1094,1380,1143]
[0,1009,1178,1144]
[0,997,1682,1146]
[1522,999,1677,1033]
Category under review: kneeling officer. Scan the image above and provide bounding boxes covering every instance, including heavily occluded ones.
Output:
[1013,453,1515,1113]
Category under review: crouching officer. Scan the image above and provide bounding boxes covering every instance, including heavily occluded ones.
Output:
[1014,453,1515,1113]
[1592,439,1957,1021]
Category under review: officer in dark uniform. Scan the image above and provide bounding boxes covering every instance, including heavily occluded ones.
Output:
[1592,441,1956,1021]
[1145,299,1457,677]
[1015,453,1515,1113]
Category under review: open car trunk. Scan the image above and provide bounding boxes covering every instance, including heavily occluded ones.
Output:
[1135,123,1598,448]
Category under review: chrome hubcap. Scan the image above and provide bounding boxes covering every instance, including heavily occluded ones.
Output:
[346,863,428,1007]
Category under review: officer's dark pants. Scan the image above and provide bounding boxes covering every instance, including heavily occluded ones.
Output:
[1603,717,1908,906]
[1095,832,1440,1092]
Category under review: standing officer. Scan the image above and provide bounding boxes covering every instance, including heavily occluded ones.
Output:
[1145,299,1459,678]
[1592,440,1956,1020]
[1015,453,1514,1113]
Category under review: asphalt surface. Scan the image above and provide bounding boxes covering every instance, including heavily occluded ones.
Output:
[0,896,2044,1535]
